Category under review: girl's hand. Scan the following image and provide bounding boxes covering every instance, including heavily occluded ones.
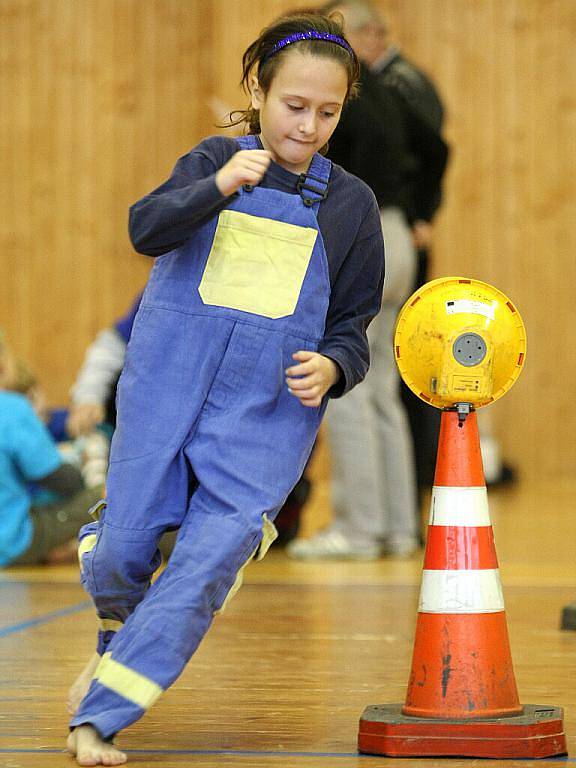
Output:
[215,149,272,197]
[285,351,341,408]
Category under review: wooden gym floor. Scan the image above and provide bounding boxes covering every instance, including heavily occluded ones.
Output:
[1,480,575,768]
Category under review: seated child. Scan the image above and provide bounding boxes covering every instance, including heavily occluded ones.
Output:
[67,293,143,437]
[0,331,102,566]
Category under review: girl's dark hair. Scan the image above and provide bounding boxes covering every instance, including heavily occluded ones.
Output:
[226,12,359,138]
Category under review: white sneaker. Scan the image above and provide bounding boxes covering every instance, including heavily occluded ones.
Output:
[287,530,381,561]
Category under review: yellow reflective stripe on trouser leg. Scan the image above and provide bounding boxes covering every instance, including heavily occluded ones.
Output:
[99,618,123,632]
[215,514,278,615]
[77,534,97,572]
[94,652,163,710]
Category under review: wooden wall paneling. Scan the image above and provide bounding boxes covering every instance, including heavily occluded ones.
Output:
[13,1,80,394]
[556,0,576,476]
[491,1,575,479]
[210,0,298,133]
[528,0,576,479]
[104,0,149,312]
[1,0,576,479]
[106,0,214,320]
[1,0,215,404]
[0,0,33,362]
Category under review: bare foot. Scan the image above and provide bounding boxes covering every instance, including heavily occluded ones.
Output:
[67,653,101,715]
[67,725,127,765]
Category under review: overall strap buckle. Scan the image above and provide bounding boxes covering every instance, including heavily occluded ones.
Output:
[296,172,329,207]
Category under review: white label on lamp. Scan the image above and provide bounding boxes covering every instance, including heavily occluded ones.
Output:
[446,299,495,320]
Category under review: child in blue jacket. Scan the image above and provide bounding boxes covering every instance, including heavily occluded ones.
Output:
[0,332,101,567]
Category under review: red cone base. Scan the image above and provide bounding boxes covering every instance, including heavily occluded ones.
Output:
[358,704,567,758]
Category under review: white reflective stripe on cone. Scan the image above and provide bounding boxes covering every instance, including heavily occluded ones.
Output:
[419,569,505,613]
[429,486,491,527]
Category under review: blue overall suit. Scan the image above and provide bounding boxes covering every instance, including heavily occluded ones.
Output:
[71,136,333,738]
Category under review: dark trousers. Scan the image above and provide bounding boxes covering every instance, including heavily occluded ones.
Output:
[401,248,440,497]
[13,487,103,565]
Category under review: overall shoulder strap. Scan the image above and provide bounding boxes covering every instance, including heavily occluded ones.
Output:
[233,135,262,195]
[296,153,332,212]
[234,137,332,212]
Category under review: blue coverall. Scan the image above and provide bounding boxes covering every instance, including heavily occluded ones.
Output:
[71,136,333,738]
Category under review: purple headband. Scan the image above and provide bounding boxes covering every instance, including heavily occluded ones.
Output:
[262,31,354,63]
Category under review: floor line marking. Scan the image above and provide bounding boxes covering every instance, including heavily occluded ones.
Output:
[0,601,91,638]
[0,748,572,761]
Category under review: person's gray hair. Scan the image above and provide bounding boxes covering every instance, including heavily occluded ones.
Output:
[321,0,387,33]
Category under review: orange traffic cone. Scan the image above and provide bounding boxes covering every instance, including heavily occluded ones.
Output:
[358,409,567,758]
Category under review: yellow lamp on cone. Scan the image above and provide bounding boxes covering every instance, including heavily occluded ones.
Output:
[394,276,526,410]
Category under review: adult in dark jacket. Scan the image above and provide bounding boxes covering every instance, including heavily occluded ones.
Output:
[288,1,448,560]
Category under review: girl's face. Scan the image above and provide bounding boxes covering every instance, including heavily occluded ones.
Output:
[251,50,348,174]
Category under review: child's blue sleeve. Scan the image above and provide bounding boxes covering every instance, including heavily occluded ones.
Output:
[10,397,63,481]
[46,407,70,442]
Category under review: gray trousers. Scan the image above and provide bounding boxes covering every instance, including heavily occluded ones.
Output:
[326,208,418,546]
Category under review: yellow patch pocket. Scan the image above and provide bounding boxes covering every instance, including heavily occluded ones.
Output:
[199,210,318,319]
